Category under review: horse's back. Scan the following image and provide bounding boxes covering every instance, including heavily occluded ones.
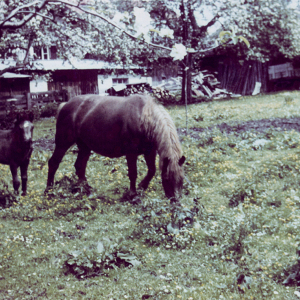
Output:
[55,95,149,156]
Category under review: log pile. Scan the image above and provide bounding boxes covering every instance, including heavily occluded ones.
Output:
[153,71,241,102]
[192,71,235,99]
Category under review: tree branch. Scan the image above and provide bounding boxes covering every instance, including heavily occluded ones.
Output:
[49,0,174,51]
[0,0,233,60]
[52,0,225,54]
[17,11,54,22]
[0,0,48,29]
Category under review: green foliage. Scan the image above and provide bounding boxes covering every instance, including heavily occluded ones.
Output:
[133,198,198,249]
[39,103,59,118]
[0,103,57,129]
[64,238,141,279]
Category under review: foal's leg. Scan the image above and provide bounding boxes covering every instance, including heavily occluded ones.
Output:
[126,153,138,197]
[20,158,30,196]
[74,143,91,183]
[138,150,156,191]
[9,163,20,194]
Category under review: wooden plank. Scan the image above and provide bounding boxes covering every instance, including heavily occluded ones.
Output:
[27,93,31,109]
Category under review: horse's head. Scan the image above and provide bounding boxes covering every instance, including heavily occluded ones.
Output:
[161,156,185,200]
[15,113,34,143]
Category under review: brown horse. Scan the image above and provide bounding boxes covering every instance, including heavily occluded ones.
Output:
[0,113,34,195]
[46,94,185,200]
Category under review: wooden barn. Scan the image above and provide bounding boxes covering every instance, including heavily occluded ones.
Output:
[0,72,31,98]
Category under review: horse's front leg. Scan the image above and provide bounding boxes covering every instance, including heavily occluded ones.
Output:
[20,158,30,196]
[138,149,156,191]
[9,163,20,195]
[126,154,138,198]
[74,144,91,183]
[46,146,69,190]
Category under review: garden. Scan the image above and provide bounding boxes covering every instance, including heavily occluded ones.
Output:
[1,91,300,299]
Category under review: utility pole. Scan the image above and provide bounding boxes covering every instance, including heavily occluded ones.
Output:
[180,0,192,134]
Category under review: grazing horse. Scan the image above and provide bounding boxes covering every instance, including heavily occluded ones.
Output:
[0,113,34,195]
[46,94,185,200]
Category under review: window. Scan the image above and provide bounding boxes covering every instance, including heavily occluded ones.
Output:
[33,47,42,59]
[42,48,49,60]
[112,78,128,85]
[32,46,57,60]
[50,46,57,59]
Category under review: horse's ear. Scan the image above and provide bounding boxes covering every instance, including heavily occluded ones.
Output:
[28,111,34,122]
[179,156,185,166]
[162,157,170,173]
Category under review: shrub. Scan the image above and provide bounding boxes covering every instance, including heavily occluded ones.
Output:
[40,103,59,118]
[133,198,199,249]
[64,238,141,279]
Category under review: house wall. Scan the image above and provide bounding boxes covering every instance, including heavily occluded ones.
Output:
[30,79,48,93]
[98,76,113,95]
[98,74,152,95]
[48,70,99,99]
[29,72,153,97]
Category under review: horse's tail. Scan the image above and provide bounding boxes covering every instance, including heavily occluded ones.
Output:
[56,102,67,119]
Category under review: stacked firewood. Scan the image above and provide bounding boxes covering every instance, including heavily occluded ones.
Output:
[193,71,239,99]
[153,71,240,101]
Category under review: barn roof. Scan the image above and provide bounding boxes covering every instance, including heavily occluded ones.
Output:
[0,72,31,78]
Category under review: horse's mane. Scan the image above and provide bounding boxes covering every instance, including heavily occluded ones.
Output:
[140,96,183,181]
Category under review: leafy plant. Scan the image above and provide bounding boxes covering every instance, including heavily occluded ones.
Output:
[64,238,141,279]
[40,103,59,118]
[133,198,199,249]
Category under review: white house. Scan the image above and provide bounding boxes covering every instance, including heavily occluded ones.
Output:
[0,46,153,98]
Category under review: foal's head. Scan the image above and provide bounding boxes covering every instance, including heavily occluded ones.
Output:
[14,113,34,143]
[161,156,185,201]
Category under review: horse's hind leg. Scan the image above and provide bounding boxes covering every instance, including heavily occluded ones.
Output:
[138,150,156,191]
[126,153,138,197]
[74,143,91,183]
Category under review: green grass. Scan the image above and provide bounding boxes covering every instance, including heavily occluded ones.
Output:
[169,91,300,129]
[1,91,300,299]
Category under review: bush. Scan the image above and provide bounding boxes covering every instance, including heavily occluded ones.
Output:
[40,103,59,118]
[133,198,199,249]
[64,238,141,279]
[0,102,58,129]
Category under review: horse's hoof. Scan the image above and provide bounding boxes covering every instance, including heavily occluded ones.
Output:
[44,187,51,194]
[21,191,27,196]
[130,195,142,205]
[121,190,137,202]
[170,198,181,207]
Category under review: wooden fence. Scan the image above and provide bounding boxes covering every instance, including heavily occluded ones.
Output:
[0,90,67,117]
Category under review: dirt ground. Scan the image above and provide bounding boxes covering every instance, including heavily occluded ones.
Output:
[177,117,300,140]
[33,117,300,151]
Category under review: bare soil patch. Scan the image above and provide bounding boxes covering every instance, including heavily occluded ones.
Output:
[177,117,300,140]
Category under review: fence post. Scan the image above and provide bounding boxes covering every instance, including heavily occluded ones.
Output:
[26,93,32,110]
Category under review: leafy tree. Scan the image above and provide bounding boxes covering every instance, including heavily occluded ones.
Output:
[1,0,298,103]
[138,0,300,101]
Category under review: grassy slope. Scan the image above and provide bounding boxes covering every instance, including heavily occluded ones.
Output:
[1,91,300,299]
